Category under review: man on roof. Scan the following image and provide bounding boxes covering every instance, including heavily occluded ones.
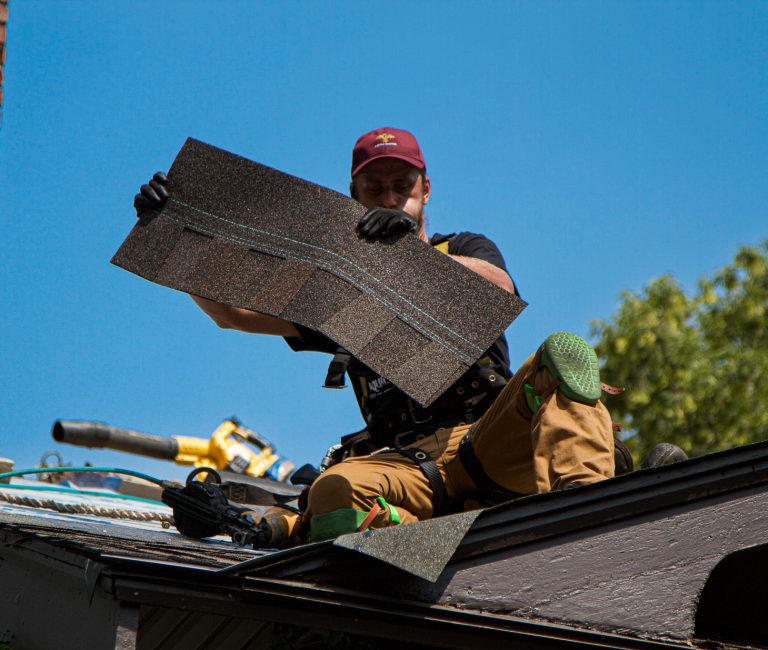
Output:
[135,127,615,542]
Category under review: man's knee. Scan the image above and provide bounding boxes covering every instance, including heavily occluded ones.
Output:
[306,469,356,515]
[306,467,406,542]
[304,471,361,542]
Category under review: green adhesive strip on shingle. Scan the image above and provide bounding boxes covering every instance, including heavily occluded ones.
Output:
[112,138,526,406]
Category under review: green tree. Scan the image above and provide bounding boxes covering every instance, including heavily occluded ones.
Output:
[592,241,768,462]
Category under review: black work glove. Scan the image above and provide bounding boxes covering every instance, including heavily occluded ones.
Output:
[133,171,169,217]
[357,207,418,239]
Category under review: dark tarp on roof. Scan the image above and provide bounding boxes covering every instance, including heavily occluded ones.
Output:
[112,138,525,406]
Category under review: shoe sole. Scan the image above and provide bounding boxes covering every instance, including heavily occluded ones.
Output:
[540,332,601,404]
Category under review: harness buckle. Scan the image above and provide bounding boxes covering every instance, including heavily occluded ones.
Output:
[393,430,428,448]
[407,400,433,425]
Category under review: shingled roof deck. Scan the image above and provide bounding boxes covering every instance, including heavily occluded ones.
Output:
[3,441,768,648]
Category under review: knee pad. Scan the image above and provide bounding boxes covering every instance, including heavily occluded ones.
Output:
[310,508,368,542]
[310,497,401,542]
[527,332,601,410]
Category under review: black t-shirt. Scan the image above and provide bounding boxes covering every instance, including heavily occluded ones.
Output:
[285,232,517,444]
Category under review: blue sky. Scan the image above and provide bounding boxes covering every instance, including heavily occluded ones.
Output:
[1,1,766,481]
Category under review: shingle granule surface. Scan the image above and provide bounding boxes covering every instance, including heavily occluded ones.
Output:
[112,138,526,406]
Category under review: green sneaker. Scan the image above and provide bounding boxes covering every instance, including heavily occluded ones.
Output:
[539,332,602,405]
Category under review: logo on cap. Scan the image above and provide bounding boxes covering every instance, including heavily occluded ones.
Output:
[375,132,398,148]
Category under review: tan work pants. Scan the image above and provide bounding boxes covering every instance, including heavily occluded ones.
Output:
[306,351,615,528]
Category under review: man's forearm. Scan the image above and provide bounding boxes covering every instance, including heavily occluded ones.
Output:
[190,296,300,337]
[450,256,516,294]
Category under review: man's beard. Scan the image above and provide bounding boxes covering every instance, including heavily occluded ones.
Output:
[414,203,427,234]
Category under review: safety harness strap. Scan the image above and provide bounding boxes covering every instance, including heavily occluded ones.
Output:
[458,427,522,503]
[356,496,402,532]
[323,347,352,389]
[394,446,447,516]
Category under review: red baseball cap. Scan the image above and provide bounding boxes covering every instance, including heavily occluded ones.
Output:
[351,127,426,177]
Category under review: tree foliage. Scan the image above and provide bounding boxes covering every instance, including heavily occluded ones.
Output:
[592,241,768,461]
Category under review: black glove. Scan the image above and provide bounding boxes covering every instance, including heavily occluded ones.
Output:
[357,207,418,239]
[133,171,169,217]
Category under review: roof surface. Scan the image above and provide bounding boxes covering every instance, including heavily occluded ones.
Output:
[0,478,265,568]
[4,441,768,647]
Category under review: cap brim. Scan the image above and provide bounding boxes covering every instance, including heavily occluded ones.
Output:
[352,153,426,177]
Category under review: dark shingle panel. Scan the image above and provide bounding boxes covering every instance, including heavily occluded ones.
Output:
[111,214,185,280]
[112,138,526,405]
[322,293,396,352]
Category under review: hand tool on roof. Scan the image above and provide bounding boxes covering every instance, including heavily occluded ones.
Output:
[52,416,295,482]
[161,467,303,548]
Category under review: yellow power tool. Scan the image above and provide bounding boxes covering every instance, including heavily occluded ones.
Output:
[51,417,295,481]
